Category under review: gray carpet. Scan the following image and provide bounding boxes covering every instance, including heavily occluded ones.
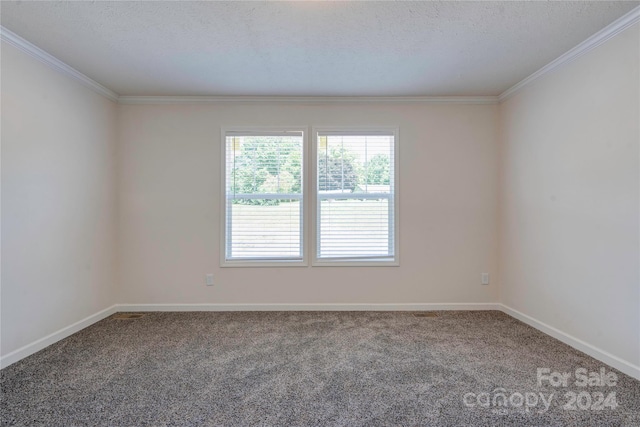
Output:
[1,311,639,426]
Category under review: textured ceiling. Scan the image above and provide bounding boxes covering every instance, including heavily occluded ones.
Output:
[1,1,637,97]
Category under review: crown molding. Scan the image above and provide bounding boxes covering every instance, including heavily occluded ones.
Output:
[499,5,640,102]
[117,95,499,105]
[0,25,119,102]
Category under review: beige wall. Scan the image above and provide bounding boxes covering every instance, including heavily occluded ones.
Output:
[117,103,500,305]
[1,43,118,356]
[499,23,640,367]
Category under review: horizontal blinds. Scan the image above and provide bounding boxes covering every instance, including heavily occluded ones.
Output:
[317,132,395,259]
[225,131,303,260]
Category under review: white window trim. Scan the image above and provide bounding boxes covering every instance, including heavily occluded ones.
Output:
[220,126,309,268]
[311,126,400,267]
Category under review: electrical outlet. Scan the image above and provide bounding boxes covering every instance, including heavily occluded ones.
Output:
[205,274,214,286]
[481,273,490,285]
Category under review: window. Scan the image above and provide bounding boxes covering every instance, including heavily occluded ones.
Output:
[222,128,306,266]
[221,126,398,267]
[313,128,398,265]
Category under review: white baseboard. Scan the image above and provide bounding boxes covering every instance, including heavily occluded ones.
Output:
[0,302,498,368]
[0,305,118,369]
[116,302,501,312]
[499,304,640,381]
[3,302,638,382]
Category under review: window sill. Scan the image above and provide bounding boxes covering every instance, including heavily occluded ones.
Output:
[221,259,308,268]
[311,259,399,267]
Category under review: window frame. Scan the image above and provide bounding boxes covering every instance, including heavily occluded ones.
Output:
[220,126,309,268]
[311,126,400,267]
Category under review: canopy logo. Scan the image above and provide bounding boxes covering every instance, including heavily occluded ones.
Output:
[463,389,554,414]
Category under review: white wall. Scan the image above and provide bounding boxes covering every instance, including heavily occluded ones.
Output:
[117,103,500,305]
[499,23,640,369]
[1,43,118,357]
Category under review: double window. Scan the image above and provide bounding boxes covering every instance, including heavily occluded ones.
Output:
[222,127,398,267]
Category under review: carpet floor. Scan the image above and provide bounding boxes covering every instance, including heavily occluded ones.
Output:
[1,311,639,426]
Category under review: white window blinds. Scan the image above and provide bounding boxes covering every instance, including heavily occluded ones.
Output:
[224,130,304,263]
[315,129,397,262]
